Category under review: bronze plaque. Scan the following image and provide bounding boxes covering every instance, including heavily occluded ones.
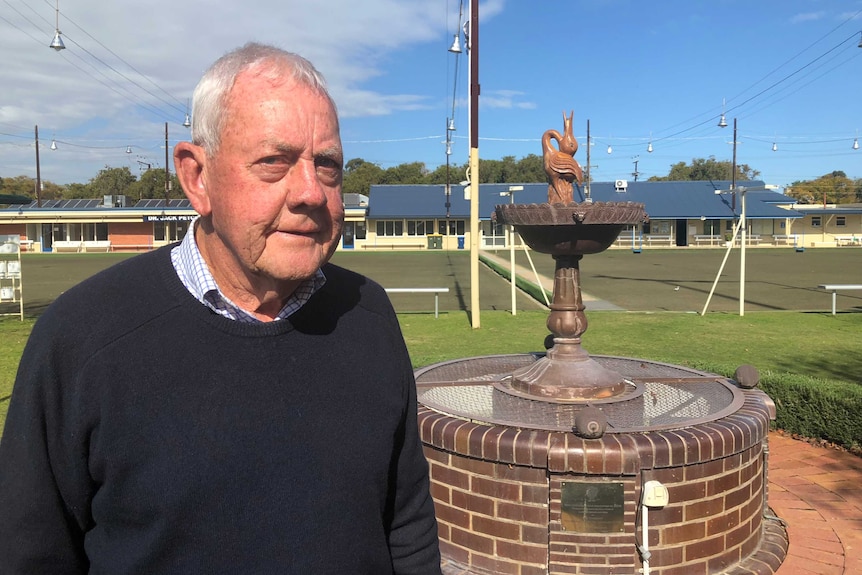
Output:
[560,481,625,533]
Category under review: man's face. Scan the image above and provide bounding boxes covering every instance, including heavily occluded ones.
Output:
[195,71,344,295]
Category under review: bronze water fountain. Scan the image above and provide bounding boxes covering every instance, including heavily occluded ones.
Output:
[415,112,788,575]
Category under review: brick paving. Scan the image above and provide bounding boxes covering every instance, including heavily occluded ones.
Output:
[769,432,862,575]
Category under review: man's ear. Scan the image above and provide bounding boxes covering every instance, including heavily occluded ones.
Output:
[174,142,211,216]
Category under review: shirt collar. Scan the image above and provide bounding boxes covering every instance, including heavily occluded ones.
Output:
[171,217,326,322]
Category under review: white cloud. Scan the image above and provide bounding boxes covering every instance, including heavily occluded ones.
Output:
[481,90,537,110]
[790,11,826,23]
[0,0,504,183]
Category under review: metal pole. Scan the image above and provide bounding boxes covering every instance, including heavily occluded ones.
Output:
[468,0,480,328]
[164,122,170,206]
[510,192,516,315]
[701,217,743,316]
[34,125,42,207]
[585,119,591,201]
[740,189,747,316]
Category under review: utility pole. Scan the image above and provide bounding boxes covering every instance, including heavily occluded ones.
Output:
[632,156,640,182]
[164,122,170,206]
[467,0,480,328]
[34,125,42,207]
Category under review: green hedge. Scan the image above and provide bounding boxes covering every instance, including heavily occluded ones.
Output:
[673,360,862,452]
[480,254,551,305]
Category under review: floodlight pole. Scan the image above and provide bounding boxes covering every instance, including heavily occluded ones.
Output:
[468,0,480,328]
[501,185,523,315]
[164,122,170,206]
[34,125,43,207]
[702,182,777,316]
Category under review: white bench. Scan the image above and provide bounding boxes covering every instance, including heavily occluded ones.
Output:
[772,234,799,246]
[53,240,83,252]
[110,243,154,252]
[833,236,861,247]
[736,234,761,245]
[362,243,426,250]
[83,240,111,252]
[644,235,672,245]
[818,284,862,315]
[384,288,450,318]
[693,234,722,246]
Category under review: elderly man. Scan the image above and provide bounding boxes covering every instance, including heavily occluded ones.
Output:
[0,43,441,574]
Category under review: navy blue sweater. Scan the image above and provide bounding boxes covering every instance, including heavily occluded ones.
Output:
[0,246,441,574]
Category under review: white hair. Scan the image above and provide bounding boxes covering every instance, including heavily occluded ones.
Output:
[190,42,337,154]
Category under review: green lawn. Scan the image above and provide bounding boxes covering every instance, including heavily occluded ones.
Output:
[2,249,861,442]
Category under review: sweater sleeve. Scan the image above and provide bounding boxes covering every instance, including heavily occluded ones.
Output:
[384,322,442,574]
[0,309,92,574]
[388,373,442,574]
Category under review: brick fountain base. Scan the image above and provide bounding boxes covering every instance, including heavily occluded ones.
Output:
[416,355,788,575]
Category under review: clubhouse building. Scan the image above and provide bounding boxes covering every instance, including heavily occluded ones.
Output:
[1,180,860,252]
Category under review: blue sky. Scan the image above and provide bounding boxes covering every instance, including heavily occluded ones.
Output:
[1,0,860,188]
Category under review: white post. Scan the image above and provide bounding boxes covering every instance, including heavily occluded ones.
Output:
[510,221,516,315]
[739,190,747,317]
[503,185,522,315]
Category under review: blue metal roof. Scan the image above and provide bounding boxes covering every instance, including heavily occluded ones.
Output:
[368,185,471,219]
[789,204,862,215]
[368,180,803,221]
[0,198,192,211]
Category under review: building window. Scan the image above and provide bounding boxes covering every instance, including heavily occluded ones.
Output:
[649,220,671,235]
[153,221,189,242]
[83,223,108,241]
[481,221,506,247]
[68,223,82,241]
[376,220,403,237]
[836,216,846,227]
[811,216,821,228]
[355,222,366,240]
[438,219,465,236]
[750,219,773,235]
[406,220,434,236]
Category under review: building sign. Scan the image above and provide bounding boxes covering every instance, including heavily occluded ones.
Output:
[143,214,197,223]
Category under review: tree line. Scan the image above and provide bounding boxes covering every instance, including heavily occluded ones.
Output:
[1,156,860,204]
[0,166,182,203]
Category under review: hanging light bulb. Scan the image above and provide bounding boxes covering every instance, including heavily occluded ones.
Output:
[607,145,613,154]
[647,141,653,153]
[854,138,859,150]
[126,146,132,154]
[717,97,728,127]
[50,139,57,150]
[772,142,778,152]
[49,0,65,51]
[448,34,462,54]
[447,118,455,131]
[183,113,191,128]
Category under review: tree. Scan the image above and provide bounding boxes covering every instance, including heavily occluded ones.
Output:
[648,156,759,182]
[63,183,93,199]
[127,168,182,201]
[510,154,546,183]
[786,172,857,204]
[381,162,428,185]
[89,166,137,198]
[342,159,385,196]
